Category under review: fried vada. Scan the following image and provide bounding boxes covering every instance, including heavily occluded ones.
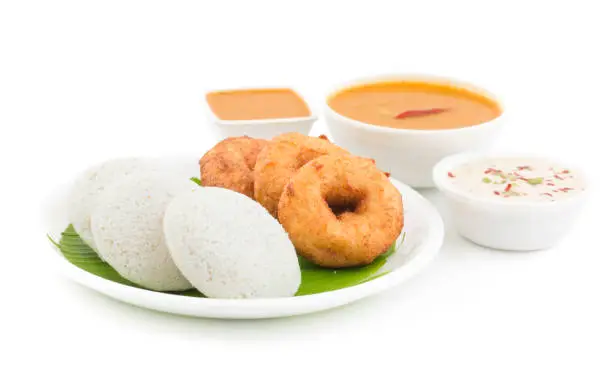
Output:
[278,154,404,268]
[253,132,349,217]
[199,136,267,199]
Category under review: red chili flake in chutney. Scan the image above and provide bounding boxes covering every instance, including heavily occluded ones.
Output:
[554,175,564,180]
[558,187,574,192]
[541,193,553,197]
[517,166,532,171]
[494,191,501,196]
[448,172,456,178]
[504,184,512,192]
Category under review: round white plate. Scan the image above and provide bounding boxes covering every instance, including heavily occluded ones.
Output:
[42,157,444,319]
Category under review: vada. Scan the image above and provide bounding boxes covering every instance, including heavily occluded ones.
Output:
[199,136,267,199]
[277,154,404,268]
[253,132,348,217]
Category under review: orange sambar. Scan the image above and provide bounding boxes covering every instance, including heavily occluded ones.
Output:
[328,81,501,130]
[207,88,311,121]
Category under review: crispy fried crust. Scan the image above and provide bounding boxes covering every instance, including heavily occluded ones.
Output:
[253,133,349,217]
[278,155,404,268]
[199,136,267,199]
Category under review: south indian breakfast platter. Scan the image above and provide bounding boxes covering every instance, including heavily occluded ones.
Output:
[44,74,587,319]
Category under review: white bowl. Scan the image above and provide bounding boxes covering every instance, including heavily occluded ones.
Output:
[43,155,444,319]
[204,88,317,140]
[323,74,504,188]
[432,152,588,251]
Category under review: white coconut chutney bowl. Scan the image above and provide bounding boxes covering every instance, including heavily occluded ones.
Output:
[433,152,588,251]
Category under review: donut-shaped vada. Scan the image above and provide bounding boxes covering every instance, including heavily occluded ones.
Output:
[199,136,267,199]
[253,132,349,217]
[278,155,404,268]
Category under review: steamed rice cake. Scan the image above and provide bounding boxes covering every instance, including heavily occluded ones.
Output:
[164,187,301,298]
[68,157,200,253]
[68,158,154,252]
[91,171,196,291]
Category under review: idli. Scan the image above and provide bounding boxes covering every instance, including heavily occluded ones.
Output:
[68,158,153,251]
[68,157,200,252]
[91,171,196,291]
[164,187,301,299]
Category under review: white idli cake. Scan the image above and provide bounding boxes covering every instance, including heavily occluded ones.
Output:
[68,157,200,252]
[164,187,301,299]
[91,171,197,291]
[68,158,154,251]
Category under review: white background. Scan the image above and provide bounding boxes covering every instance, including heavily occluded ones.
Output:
[1,1,611,383]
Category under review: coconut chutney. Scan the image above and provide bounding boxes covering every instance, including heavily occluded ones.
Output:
[447,157,585,202]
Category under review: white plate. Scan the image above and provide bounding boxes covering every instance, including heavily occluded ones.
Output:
[42,157,444,319]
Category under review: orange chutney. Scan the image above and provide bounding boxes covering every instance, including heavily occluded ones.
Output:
[327,81,502,130]
[206,88,311,121]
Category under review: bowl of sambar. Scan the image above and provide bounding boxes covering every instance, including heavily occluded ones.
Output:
[324,74,504,187]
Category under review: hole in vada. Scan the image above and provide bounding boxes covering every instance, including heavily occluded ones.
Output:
[328,200,359,217]
[325,192,364,218]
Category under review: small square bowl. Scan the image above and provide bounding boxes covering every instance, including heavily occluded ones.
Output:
[204,88,317,140]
